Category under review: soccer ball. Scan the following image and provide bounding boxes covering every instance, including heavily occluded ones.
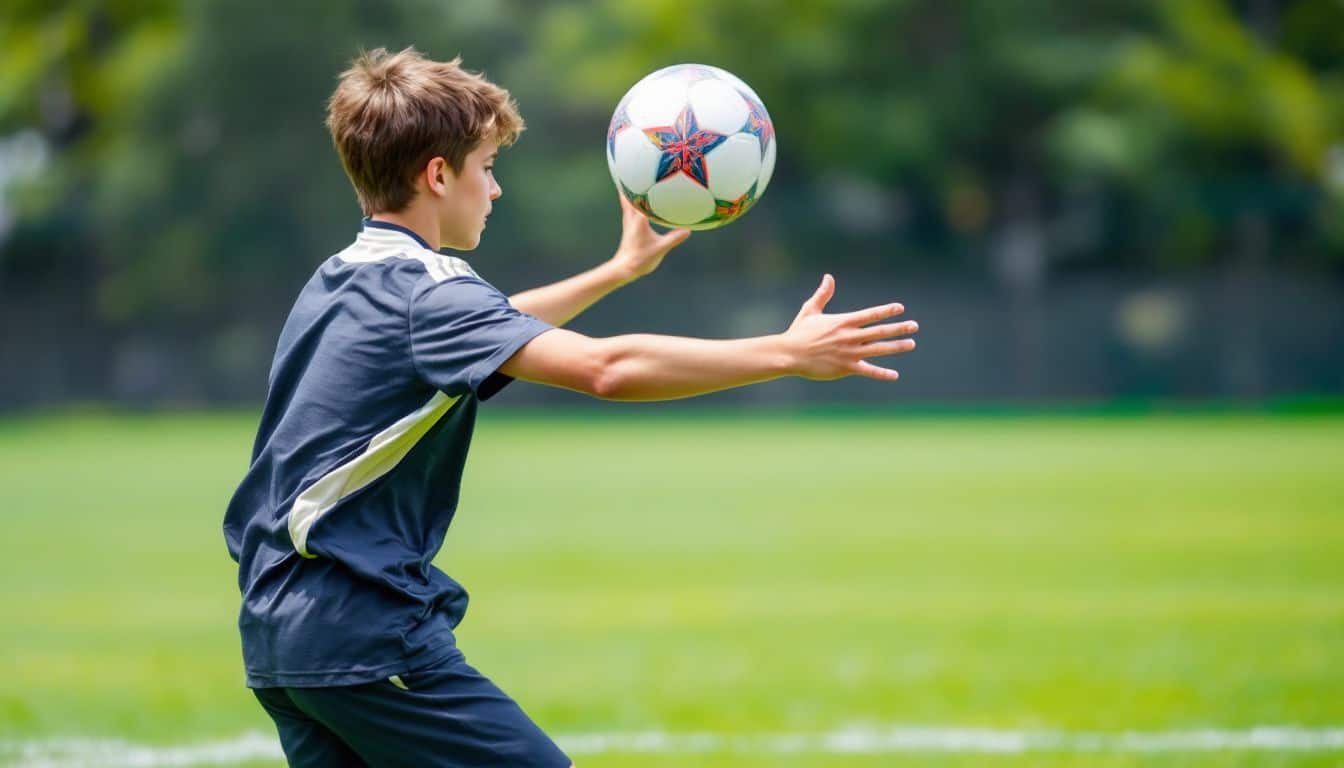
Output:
[606,64,776,230]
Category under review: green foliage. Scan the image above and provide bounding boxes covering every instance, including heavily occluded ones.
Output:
[0,0,1340,330]
[1142,0,1327,172]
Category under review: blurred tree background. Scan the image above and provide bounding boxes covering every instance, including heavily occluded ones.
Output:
[1,0,1341,407]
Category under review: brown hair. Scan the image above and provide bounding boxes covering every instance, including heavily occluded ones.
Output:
[325,47,524,215]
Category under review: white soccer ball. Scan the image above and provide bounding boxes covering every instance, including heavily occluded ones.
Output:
[606,64,776,230]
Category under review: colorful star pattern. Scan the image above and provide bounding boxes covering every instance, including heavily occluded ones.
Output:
[607,107,631,158]
[620,182,655,218]
[741,94,774,152]
[714,183,757,220]
[644,106,727,188]
[671,63,719,83]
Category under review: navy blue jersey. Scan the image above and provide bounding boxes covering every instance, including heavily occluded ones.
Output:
[224,220,552,688]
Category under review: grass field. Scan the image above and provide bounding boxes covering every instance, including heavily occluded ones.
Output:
[1,409,1342,767]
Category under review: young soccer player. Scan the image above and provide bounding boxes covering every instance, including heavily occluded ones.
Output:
[224,47,917,768]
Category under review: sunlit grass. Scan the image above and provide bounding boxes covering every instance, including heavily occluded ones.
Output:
[1,411,1341,767]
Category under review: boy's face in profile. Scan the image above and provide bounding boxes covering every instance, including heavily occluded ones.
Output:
[433,140,502,251]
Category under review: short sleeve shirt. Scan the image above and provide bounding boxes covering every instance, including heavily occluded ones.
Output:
[223,220,552,687]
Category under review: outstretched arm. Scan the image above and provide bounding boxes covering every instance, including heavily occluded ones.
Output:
[500,274,918,401]
[509,196,690,326]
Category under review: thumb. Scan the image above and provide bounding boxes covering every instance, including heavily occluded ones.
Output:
[801,273,835,315]
[618,190,637,217]
[659,228,691,249]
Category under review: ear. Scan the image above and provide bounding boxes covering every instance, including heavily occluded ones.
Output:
[425,157,451,197]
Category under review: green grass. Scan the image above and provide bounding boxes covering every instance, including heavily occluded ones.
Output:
[1,410,1342,767]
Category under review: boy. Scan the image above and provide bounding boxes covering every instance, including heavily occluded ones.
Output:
[224,47,917,768]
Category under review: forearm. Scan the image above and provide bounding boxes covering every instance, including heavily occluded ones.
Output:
[593,333,794,401]
[509,260,633,327]
[501,274,915,401]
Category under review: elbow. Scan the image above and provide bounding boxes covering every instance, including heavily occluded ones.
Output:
[585,339,632,400]
[589,363,626,400]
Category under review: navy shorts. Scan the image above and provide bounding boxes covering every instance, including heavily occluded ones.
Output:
[253,647,571,768]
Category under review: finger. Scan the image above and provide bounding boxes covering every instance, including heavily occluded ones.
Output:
[853,360,900,381]
[659,228,691,248]
[860,338,917,357]
[618,191,642,220]
[801,274,835,315]
[841,302,905,326]
[855,320,918,343]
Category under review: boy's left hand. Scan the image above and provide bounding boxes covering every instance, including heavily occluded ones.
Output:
[612,194,691,283]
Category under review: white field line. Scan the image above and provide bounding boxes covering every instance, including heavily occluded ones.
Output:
[4,725,1344,767]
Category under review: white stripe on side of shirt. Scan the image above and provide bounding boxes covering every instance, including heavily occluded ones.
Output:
[287,390,462,558]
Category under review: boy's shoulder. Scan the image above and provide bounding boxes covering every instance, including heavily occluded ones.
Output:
[332,237,478,286]
[283,236,490,342]
[307,236,501,321]
[313,237,520,333]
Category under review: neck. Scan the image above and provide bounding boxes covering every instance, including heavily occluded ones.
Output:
[368,206,439,250]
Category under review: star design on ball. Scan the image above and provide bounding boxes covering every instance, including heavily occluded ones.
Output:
[672,64,719,83]
[742,94,774,151]
[607,107,631,158]
[620,182,655,218]
[714,185,757,220]
[644,106,727,188]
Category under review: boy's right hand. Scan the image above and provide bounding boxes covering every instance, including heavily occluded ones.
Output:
[784,274,917,382]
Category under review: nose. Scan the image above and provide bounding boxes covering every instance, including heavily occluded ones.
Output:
[489,178,502,201]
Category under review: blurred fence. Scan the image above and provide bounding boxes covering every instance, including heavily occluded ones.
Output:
[4,266,1340,409]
